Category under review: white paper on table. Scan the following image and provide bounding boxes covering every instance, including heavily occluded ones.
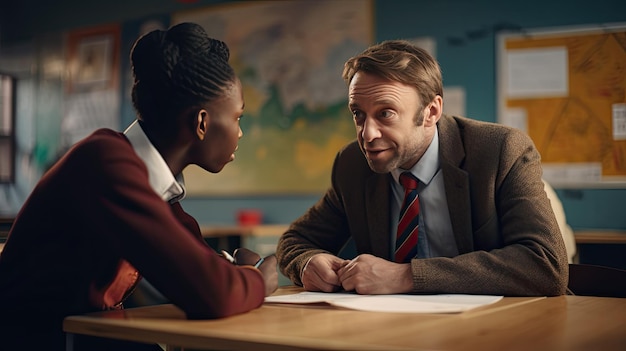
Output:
[265,292,503,313]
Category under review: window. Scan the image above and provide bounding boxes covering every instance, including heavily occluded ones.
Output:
[0,73,16,183]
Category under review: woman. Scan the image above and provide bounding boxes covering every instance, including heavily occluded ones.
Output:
[0,22,277,351]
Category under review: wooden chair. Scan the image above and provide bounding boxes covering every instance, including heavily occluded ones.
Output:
[568,263,626,298]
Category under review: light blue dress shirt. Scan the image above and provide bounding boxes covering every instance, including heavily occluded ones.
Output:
[390,127,458,259]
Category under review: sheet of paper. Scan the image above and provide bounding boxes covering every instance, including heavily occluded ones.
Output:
[265,292,503,313]
[501,107,528,133]
[542,163,602,184]
[442,86,466,117]
[613,103,626,140]
[506,47,568,98]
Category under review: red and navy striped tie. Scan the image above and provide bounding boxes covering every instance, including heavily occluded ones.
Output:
[395,172,420,263]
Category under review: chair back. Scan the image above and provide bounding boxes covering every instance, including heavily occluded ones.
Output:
[568,263,626,298]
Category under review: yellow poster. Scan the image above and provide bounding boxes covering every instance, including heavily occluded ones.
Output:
[500,25,626,184]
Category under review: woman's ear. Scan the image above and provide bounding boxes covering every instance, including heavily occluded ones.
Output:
[195,109,209,140]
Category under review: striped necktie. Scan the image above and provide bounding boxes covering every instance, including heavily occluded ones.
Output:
[395,172,420,263]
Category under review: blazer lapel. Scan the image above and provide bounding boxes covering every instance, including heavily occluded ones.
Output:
[441,163,473,254]
[438,116,474,254]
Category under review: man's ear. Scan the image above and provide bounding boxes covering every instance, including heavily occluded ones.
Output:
[424,95,443,126]
[195,109,209,140]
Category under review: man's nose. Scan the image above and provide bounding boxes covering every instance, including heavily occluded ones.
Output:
[361,117,382,142]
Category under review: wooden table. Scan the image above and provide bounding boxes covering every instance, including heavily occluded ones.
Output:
[574,230,626,244]
[200,224,289,252]
[63,286,626,351]
[0,216,13,242]
[201,224,289,239]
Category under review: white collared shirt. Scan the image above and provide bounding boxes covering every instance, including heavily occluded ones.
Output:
[390,127,457,259]
[123,120,186,204]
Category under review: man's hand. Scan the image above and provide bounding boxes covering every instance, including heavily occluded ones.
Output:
[233,248,278,296]
[337,254,413,294]
[301,253,349,292]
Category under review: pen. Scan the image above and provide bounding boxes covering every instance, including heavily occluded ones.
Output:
[222,249,264,268]
[221,250,235,264]
[253,257,264,269]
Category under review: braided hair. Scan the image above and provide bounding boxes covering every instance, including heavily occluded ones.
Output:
[130,22,235,132]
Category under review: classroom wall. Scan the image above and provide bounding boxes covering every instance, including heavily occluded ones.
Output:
[1,0,625,232]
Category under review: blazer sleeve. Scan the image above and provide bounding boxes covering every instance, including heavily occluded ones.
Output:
[74,132,265,319]
[276,150,353,286]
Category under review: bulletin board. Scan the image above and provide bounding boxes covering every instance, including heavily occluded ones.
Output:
[497,23,626,188]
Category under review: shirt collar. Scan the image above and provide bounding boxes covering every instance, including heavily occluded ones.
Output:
[391,125,440,186]
[123,120,186,203]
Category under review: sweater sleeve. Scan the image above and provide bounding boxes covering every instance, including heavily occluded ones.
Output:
[75,131,265,319]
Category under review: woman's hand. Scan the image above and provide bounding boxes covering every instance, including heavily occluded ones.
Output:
[234,248,278,296]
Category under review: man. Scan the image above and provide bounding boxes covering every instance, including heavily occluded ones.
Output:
[276,40,568,296]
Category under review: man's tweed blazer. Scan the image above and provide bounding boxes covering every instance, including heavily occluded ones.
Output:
[277,114,568,296]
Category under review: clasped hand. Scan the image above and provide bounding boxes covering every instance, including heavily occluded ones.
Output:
[301,253,413,294]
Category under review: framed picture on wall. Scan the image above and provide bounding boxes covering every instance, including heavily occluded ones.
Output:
[76,36,113,85]
[67,24,120,93]
[62,24,122,149]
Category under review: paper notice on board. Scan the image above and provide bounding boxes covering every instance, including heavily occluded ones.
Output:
[409,37,436,58]
[542,163,602,184]
[506,47,568,98]
[501,107,528,133]
[442,86,465,117]
[613,103,626,140]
